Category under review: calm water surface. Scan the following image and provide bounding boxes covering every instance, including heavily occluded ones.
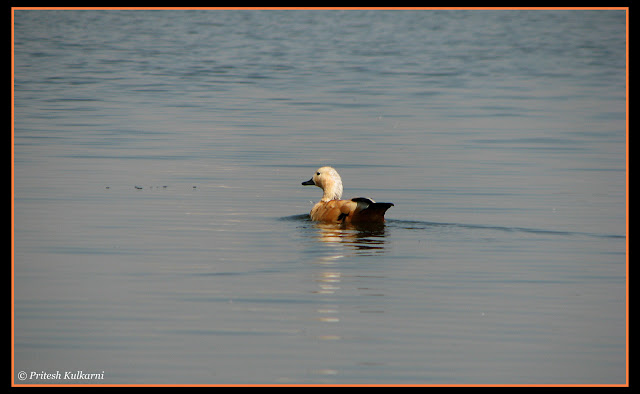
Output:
[13,10,626,384]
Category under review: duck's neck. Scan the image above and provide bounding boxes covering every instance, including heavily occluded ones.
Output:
[321,180,343,202]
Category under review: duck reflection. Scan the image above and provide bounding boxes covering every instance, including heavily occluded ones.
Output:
[310,222,389,255]
[306,222,390,355]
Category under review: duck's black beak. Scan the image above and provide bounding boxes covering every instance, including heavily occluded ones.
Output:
[301,178,315,186]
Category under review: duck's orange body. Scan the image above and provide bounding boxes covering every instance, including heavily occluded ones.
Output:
[302,167,393,225]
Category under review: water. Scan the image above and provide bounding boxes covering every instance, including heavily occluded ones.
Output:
[13,9,626,385]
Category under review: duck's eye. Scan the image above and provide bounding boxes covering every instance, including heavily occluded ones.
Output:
[316,172,320,176]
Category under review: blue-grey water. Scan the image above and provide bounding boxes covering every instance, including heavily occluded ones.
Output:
[13,10,626,385]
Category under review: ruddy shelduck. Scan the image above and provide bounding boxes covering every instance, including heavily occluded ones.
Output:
[302,166,393,225]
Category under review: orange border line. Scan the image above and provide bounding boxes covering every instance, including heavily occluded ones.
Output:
[624,7,630,388]
[10,383,633,388]
[10,6,631,11]
[11,6,629,388]
[11,6,16,390]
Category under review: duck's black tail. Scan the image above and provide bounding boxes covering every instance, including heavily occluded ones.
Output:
[351,198,394,223]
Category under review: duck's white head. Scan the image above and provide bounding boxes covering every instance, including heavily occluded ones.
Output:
[302,166,344,201]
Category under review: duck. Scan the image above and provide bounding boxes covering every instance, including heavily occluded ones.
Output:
[301,166,394,225]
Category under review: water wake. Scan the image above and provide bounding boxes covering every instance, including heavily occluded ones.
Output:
[385,219,624,240]
[281,214,623,240]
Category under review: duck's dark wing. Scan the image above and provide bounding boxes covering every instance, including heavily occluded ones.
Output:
[351,197,394,223]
